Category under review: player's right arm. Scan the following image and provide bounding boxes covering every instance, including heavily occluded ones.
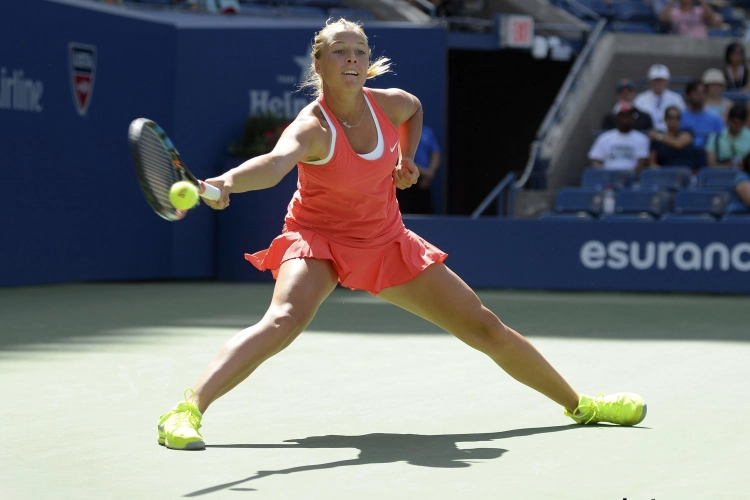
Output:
[204,109,328,210]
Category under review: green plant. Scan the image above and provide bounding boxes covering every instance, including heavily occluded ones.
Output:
[228,113,291,158]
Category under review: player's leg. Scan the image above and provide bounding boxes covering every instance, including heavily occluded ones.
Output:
[192,257,339,413]
[377,263,581,411]
[159,258,338,450]
[377,263,646,426]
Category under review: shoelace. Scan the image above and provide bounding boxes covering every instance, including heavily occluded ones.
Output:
[577,400,597,425]
[573,393,609,425]
[173,388,202,430]
[593,393,620,423]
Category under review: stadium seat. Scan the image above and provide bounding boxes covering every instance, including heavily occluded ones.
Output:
[638,167,692,191]
[538,212,595,220]
[581,168,635,190]
[724,91,750,108]
[134,0,173,5]
[708,28,734,38]
[591,129,606,141]
[553,187,603,217]
[610,22,657,34]
[576,0,614,19]
[722,213,750,221]
[611,1,658,26]
[726,19,746,38]
[238,3,277,16]
[697,168,740,189]
[557,0,600,22]
[615,189,670,217]
[328,8,375,21]
[599,213,655,221]
[280,5,328,18]
[726,202,750,215]
[289,0,343,8]
[672,190,730,218]
[661,214,717,222]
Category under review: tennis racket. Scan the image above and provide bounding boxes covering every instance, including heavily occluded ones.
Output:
[128,118,222,221]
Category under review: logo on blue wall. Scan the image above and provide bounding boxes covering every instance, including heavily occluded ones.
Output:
[68,42,97,116]
[0,66,43,113]
[580,240,750,272]
[248,46,312,118]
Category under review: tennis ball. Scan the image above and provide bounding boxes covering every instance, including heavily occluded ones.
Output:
[169,181,199,210]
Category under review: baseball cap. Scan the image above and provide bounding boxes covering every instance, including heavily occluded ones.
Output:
[702,68,726,85]
[614,101,635,114]
[616,78,634,91]
[648,64,670,80]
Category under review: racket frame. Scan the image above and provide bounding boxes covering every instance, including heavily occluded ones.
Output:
[129,118,221,221]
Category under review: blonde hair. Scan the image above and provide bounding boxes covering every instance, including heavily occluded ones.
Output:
[298,18,392,97]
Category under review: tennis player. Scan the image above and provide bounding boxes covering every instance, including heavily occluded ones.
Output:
[158,19,646,450]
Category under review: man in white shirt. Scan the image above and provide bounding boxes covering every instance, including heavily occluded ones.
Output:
[588,103,651,174]
[633,64,686,132]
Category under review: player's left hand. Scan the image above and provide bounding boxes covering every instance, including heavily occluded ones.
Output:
[393,157,419,190]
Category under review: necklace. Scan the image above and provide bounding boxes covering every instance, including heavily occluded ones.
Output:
[332,98,367,129]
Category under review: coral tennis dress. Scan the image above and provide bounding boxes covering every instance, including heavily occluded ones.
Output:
[245,88,447,294]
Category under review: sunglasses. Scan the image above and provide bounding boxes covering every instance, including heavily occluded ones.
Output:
[665,115,681,120]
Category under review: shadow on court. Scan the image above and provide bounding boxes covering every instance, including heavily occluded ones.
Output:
[1,283,749,354]
[184,425,596,496]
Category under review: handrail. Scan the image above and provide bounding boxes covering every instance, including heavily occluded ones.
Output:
[471,172,517,219]
[443,16,494,28]
[535,23,593,33]
[410,0,437,18]
[513,16,607,190]
[558,0,602,22]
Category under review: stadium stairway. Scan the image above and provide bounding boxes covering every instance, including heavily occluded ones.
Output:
[337,0,431,22]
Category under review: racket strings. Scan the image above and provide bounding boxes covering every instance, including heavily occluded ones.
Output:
[138,129,180,211]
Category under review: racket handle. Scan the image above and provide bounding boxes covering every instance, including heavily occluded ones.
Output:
[198,181,222,201]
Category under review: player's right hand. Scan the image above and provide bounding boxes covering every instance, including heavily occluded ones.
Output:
[203,174,233,210]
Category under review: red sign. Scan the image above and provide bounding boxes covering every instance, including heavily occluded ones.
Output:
[511,18,532,45]
[500,15,534,49]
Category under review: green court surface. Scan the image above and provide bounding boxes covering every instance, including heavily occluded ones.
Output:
[2,283,748,499]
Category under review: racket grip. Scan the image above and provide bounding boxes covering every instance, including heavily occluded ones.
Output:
[198,181,222,201]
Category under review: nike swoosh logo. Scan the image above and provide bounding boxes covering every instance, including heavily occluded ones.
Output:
[390,141,399,152]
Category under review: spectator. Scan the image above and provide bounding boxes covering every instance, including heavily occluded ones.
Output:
[588,102,650,174]
[726,169,750,213]
[648,106,694,167]
[706,104,750,168]
[428,0,466,17]
[648,0,669,12]
[658,0,720,39]
[702,68,734,121]
[647,0,672,32]
[681,80,725,149]
[602,79,654,130]
[634,64,686,132]
[723,42,750,91]
[187,0,239,13]
[396,125,441,214]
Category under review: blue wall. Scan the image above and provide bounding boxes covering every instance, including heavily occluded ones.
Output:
[215,193,750,294]
[2,1,748,294]
[0,0,447,287]
[399,218,750,294]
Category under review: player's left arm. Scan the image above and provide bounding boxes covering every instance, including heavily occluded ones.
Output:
[371,88,423,190]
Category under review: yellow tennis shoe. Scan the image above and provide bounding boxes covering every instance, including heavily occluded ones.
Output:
[564,393,647,426]
[157,388,205,450]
